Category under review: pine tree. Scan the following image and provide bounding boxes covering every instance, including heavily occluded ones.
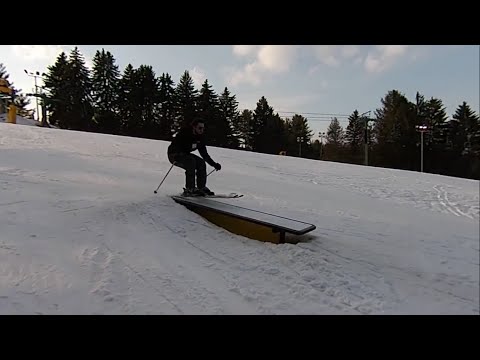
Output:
[175,70,198,131]
[14,93,32,117]
[2,69,27,113]
[135,65,160,138]
[0,63,12,114]
[252,96,275,153]
[219,87,241,148]
[117,64,138,135]
[311,139,321,160]
[239,109,254,150]
[0,63,10,81]
[344,110,365,163]
[414,92,428,125]
[197,79,227,146]
[290,114,313,141]
[43,51,70,127]
[372,90,415,168]
[324,117,345,161]
[326,117,344,145]
[91,48,121,134]
[422,96,448,151]
[452,101,480,156]
[374,90,413,145]
[345,110,364,149]
[283,117,295,155]
[267,113,288,155]
[426,97,448,126]
[158,72,176,140]
[453,101,479,132]
[117,64,161,138]
[284,114,312,157]
[64,47,94,131]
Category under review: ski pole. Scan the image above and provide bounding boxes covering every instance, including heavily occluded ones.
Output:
[154,162,176,194]
[207,169,216,177]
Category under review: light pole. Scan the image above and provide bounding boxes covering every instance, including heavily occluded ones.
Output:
[24,69,44,121]
[318,132,326,159]
[297,136,304,157]
[416,125,430,173]
[360,110,371,166]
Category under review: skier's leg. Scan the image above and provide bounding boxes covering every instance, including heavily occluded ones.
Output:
[191,155,214,195]
[169,153,196,189]
[192,154,207,188]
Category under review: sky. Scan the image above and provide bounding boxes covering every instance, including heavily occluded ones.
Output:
[1,45,478,139]
[0,119,478,314]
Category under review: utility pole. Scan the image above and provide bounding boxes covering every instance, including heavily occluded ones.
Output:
[415,125,430,173]
[24,69,44,122]
[360,110,371,166]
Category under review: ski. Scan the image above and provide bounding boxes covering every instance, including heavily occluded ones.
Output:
[205,193,243,199]
[178,192,243,199]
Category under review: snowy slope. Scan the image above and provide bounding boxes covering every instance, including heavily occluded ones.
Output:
[0,123,478,314]
[0,113,41,127]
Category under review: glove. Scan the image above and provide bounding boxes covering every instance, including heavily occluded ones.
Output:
[214,162,221,171]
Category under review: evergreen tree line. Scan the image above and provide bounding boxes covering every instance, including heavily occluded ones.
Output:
[2,47,479,180]
[321,91,480,180]
[35,47,317,156]
[39,47,245,149]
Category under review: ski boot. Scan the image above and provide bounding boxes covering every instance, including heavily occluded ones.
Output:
[182,187,205,197]
[199,186,215,196]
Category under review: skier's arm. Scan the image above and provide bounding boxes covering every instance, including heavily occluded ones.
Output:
[198,143,219,168]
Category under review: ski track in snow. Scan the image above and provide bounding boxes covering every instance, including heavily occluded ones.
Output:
[17,195,474,315]
[76,200,390,315]
[262,165,479,221]
[228,156,479,222]
[0,195,394,315]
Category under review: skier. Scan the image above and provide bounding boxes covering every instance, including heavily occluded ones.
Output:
[167,118,221,196]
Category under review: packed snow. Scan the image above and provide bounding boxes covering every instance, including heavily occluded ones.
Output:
[0,113,41,127]
[0,122,478,314]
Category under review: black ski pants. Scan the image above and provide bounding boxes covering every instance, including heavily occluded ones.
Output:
[168,152,207,189]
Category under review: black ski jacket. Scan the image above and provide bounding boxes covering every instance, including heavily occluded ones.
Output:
[167,127,216,167]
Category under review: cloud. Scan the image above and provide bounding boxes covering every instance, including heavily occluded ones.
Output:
[229,62,262,86]
[10,45,93,71]
[257,45,297,73]
[6,45,94,99]
[269,92,325,111]
[364,45,409,73]
[228,45,416,87]
[11,45,68,62]
[310,45,415,74]
[406,45,434,63]
[232,45,259,57]
[310,45,362,67]
[308,64,321,75]
[311,46,341,67]
[341,45,360,59]
[236,91,323,113]
[228,45,298,86]
[190,66,207,87]
[308,46,362,74]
